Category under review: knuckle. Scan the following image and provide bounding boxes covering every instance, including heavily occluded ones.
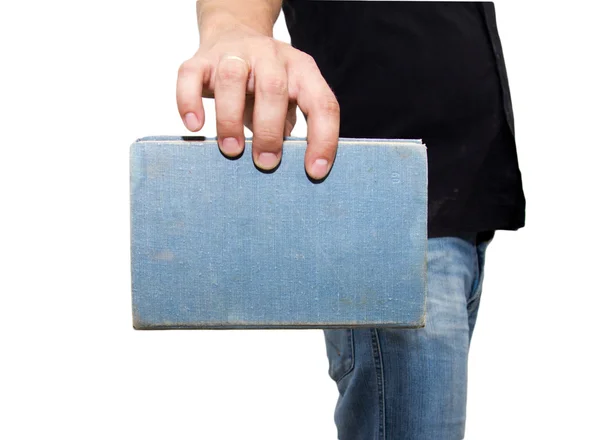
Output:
[218,62,248,82]
[258,74,288,96]
[254,128,283,146]
[178,60,197,77]
[176,92,197,111]
[300,54,323,76]
[217,117,243,132]
[261,39,280,56]
[318,96,340,116]
[302,53,318,68]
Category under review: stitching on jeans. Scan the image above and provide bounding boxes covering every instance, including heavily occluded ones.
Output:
[370,328,386,439]
[468,243,480,305]
[335,329,356,383]
[467,240,490,310]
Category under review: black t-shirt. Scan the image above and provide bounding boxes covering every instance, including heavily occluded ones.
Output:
[282,1,526,238]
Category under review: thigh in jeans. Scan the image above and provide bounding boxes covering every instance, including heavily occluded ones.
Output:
[322,236,493,440]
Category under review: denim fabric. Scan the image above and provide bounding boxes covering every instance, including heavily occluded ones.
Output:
[130,136,427,329]
[324,235,493,439]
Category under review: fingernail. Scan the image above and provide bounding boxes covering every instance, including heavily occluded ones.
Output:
[184,112,199,131]
[256,152,279,170]
[312,158,329,178]
[221,137,241,156]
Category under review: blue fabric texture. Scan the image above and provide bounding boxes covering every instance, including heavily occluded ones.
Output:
[130,137,427,329]
[324,235,493,440]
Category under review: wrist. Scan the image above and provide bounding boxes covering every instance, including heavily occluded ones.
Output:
[197,4,275,42]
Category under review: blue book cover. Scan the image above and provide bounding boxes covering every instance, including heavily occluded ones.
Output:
[130,137,427,329]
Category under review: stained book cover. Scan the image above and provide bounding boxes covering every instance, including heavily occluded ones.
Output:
[130,137,427,329]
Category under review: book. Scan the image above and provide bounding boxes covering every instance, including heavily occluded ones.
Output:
[130,136,427,329]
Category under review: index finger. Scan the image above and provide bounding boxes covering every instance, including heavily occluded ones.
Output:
[176,58,209,132]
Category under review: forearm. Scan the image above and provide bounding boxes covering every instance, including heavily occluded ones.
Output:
[196,0,282,40]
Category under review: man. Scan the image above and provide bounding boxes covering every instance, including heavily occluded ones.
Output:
[176,1,525,438]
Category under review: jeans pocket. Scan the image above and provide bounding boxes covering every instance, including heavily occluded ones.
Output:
[323,328,355,383]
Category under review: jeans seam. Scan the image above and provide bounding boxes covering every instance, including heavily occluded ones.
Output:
[468,240,491,310]
[467,243,481,307]
[370,328,386,440]
[335,329,356,383]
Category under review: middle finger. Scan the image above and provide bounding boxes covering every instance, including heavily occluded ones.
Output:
[251,60,289,171]
[215,55,250,157]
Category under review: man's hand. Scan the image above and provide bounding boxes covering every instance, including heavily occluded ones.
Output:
[176,3,340,180]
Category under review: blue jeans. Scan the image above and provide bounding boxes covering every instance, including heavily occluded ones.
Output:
[323,235,493,440]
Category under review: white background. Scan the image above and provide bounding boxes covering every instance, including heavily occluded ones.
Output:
[1,1,598,439]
